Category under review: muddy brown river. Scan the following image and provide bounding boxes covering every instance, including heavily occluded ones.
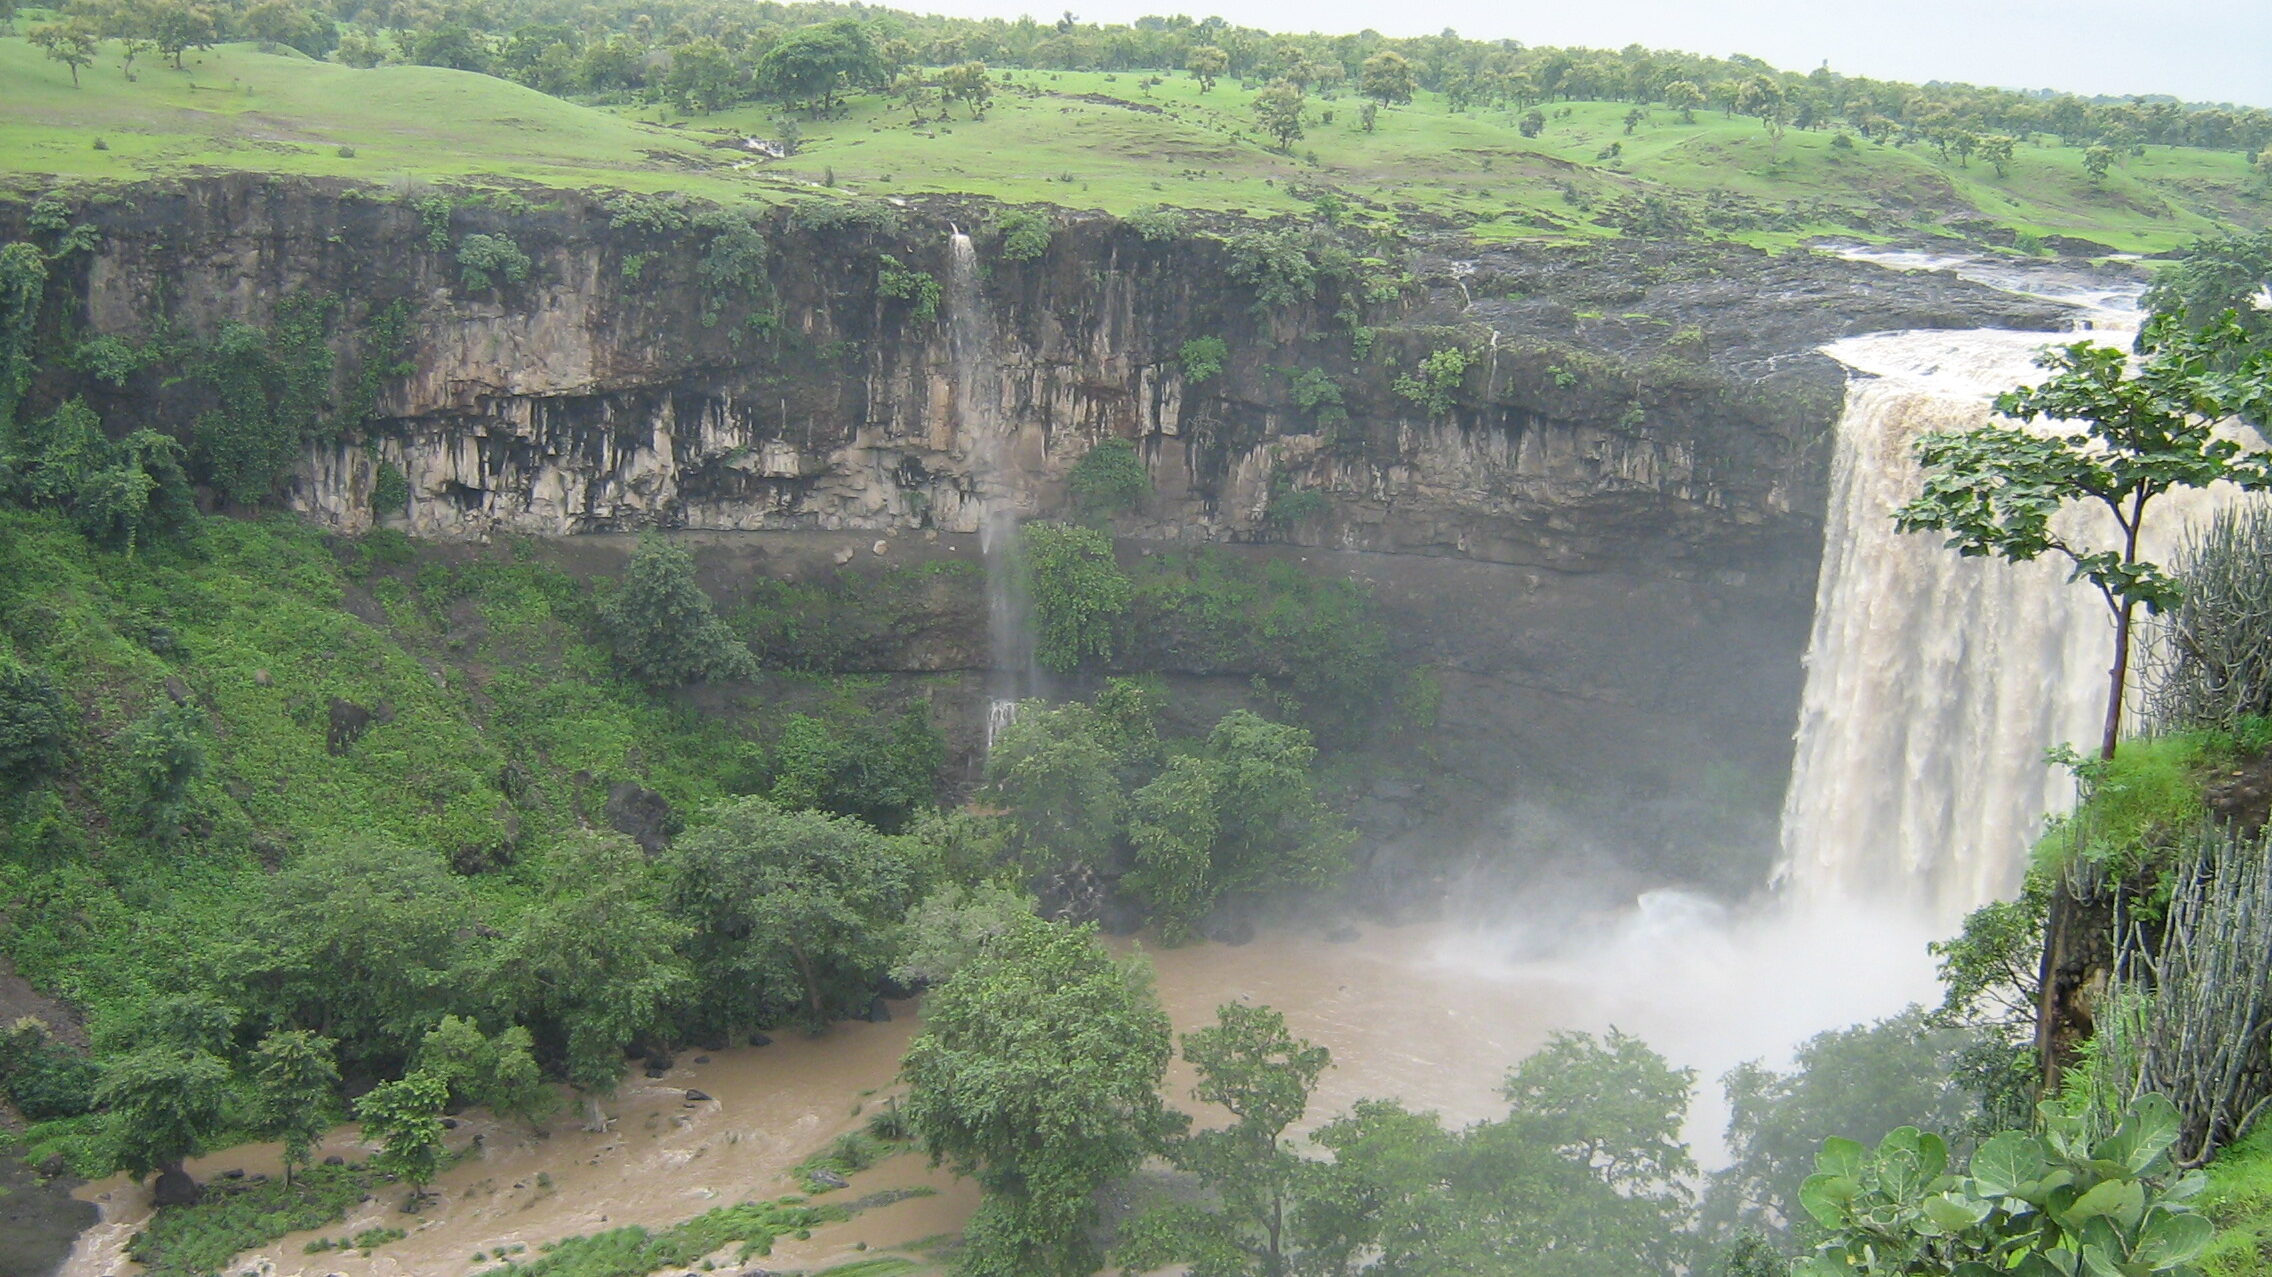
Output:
[58,906,1940,1276]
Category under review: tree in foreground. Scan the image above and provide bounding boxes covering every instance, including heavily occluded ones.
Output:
[1895,315,2272,762]
[96,1044,233,1201]
[901,915,1170,1277]
[30,19,98,85]
[1253,80,1306,152]
[1117,1002,1330,1276]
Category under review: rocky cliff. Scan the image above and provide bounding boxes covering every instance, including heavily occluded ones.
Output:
[8,175,2081,891]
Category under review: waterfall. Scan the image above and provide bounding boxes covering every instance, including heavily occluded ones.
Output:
[947,229,1037,737]
[1778,303,2244,926]
[1777,328,2116,924]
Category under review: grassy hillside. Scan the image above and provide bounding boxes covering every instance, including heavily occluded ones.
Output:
[4,35,2263,251]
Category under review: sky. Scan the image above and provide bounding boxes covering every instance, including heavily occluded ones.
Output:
[897,0,2272,108]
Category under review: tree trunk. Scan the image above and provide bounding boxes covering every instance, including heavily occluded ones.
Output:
[2100,595,2137,761]
[2036,873,2117,1088]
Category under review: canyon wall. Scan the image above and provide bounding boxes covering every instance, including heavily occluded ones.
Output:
[7,175,2075,889]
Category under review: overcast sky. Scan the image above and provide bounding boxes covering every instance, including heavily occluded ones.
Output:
[900,0,2272,108]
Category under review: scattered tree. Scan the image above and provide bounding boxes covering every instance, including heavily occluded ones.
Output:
[902,915,1171,1277]
[30,19,99,85]
[1186,44,1226,93]
[354,1070,449,1207]
[597,532,755,687]
[249,1029,340,1187]
[1252,79,1306,152]
[1358,50,1414,106]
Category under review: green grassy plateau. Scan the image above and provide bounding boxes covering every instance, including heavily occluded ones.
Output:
[5,34,2265,249]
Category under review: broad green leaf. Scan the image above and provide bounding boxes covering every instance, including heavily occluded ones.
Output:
[2162,1170,2209,1204]
[2079,1239,2126,1277]
[2067,1177,2144,1227]
[1817,1135,1866,1179]
[1923,1191,1992,1234]
[1799,1172,1861,1227]
[1791,1258,1851,1277]
[1973,1131,2049,1198]
[2097,1094,2182,1176]
[2132,1211,2213,1269]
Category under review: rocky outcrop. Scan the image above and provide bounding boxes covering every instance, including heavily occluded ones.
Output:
[21,176,2067,580]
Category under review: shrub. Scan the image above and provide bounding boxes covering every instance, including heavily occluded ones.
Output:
[597,533,755,687]
[1393,345,1470,416]
[0,657,71,789]
[1067,438,1148,519]
[1179,335,1228,382]
[996,209,1052,262]
[876,255,940,322]
[1126,205,1187,240]
[455,233,531,292]
[1021,522,1132,673]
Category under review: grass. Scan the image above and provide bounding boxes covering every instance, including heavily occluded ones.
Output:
[4,40,2263,249]
[122,1163,379,1277]
[2028,717,2272,879]
[2204,1125,2272,1275]
[471,1196,844,1277]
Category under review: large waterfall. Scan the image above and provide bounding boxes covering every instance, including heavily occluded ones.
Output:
[1776,327,2118,924]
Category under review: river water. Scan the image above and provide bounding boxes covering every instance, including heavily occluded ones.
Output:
[60,907,1947,1277]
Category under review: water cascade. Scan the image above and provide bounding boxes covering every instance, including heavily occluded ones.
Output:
[945,229,1036,747]
[1776,327,2120,925]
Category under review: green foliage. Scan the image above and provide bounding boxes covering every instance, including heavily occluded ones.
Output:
[456,232,532,292]
[248,1029,340,1185]
[755,18,883,112]
[767,705,942,831]
[597,532,755,687]
[95,1042,233,1178]
[220,838,473,1073]
[1252,79,1306,151]
[901,914,1171,1277]
[1225,228,1318,314]
[473,1197,841,1277]
[1394,344,1472,416]
[186,295,339,506]
[0,1015,96,1119]
[1709,1008,1993,1243]
[0,653,70,790]
[891,880,1036,989]
[693,208,775,330]
[4,397,196,552]
[1304,1030,1697,1277]
[414,1015,556,1128]
[0,240,44,432]
[2144,231,2272,363]
[875,253,940,322]
[1119,1003,1328,1276]
[1124,549,1392,738]
[371,459,409,515]
[995,208,1052,261]
[1792,1094,2213,1277]
[121,699,205,846]
[1126,711,1349,938]
[1126,205,1188,240]
[1283,366,1348,426]
[1179,334,1229,382]
[1897,315,2272,757]
[666,797,918,1030]
[484,834,689,1101]
[984,700,1126,869]
[1020,520,1131,673]
[354,1069,449,1199]
[1067,437,1149,519]
[124,1163,378,1277]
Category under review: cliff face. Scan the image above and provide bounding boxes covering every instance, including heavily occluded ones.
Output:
[32,174,2067,578]
[10,175,2078,889]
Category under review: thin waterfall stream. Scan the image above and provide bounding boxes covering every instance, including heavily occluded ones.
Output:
[946,228,1033,750]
